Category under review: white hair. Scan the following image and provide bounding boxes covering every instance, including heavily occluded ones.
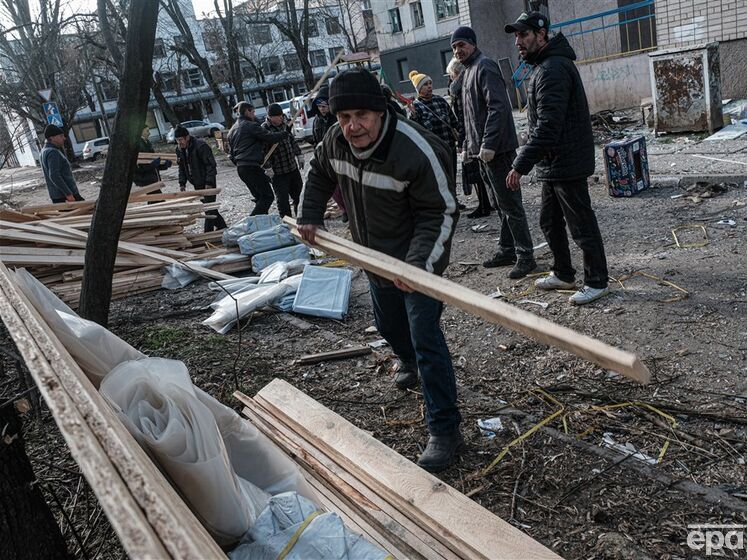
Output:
[446,57,464,80]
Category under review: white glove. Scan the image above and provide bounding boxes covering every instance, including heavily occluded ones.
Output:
[296,155,304,170]
[479,147,495,163]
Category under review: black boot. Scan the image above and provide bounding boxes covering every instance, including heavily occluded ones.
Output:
[467,207,490,219]
[508,259,537,279]
[392,360,418,390]
[482,250,516,268]
[417,432,466,473]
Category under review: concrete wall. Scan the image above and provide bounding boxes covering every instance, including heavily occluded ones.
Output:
[379,36,454,92]
[720,38,747,98]
[579,52,652,112]
[655,0,747,47]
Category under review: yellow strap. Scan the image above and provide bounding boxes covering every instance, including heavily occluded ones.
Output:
[277,510,322,560]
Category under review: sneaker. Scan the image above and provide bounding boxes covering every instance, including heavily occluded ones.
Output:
[507,259,537,279]
[535,272,576,291]
[569,285,610,305]
[482,251,516,268]
[417,432,466,473]
[392,360,418,390]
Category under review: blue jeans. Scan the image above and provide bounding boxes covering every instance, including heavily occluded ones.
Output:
[369,282,461,436]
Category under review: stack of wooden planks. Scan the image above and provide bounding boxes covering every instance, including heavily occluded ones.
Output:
[135,151,179,165]
[0,182,248,306]
[236,380,561,559]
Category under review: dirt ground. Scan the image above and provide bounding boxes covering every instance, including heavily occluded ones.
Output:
[1,113,746,559]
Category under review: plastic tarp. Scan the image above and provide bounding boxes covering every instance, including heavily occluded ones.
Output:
[257,259,309,284]
[10,268,145,387]
[238,224,297,257]
[223,215,282,248]
[292,266,352,320]
[230,492,390,560]
[162,253,249,290]
[100,357,315,546]
[202,274,303,334]
[251,245,311,274]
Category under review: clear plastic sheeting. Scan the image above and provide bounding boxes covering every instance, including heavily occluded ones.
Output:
[292,266,352,320]
[202,275,303,334]
[229,492,391,560]
[223,215,282,247]
[162,253,249,289]
[257,259,309,285]
[10,268,145,387]
[251,245,311,274]
[238,224,297,257]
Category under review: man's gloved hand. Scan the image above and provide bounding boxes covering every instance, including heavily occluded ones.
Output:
[164,160,172,169]
[479,147,495,163]
[179,184,186,192]
[283,130,291,139]
[296,155,304,170]
[151,157,161,167]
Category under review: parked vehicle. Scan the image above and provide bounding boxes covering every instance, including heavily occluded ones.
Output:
[82,137,110,160]
[290,95,315,144]
[166,120,226,143]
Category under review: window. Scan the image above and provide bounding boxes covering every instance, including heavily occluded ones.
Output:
[173,34,188,49]
[325,17,341,35]
[183,68,203,87]
[361,0,371,9]
[94,138,110,147]
[411,2,425,28]
[328,46,343,62]
[100,80,118,101]
[72,121,98,143]
[389,8,402,33]
[283,54,301,71]
[309,49,326,67]
[396,58,409,81]
[441,49,452,74]
[261,56,281,74]
[240,62,255,80]
[306,19,319,37]
[160,71,177,91]
[153,38,166,58]
[251,24,272,44]
[435,0,459,20]
[202,30,223,52]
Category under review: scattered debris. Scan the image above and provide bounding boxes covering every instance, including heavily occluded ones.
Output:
[295,346,372,366]
[487,287,504,299]
[516,299,550,310]
[477,417,505,438]
[367,339,389,349]
[617,270,689,303]
[671,224,709,248]
[715,219,737,227]
[601,433,658,465]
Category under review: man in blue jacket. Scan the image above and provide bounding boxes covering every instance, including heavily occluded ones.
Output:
[39,124,84,203]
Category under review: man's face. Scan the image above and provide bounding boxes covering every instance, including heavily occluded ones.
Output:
[515,29,545,60]
[49,133,65,148]
[176,135,189,149]
[419,80,433,99]
[318,103,329,116]
[243,107,255,120]
[269,114,284,126]
[336,109,384,149]
[452,40,475,63]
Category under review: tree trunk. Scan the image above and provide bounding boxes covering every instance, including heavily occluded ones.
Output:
[78,0,159,326]
[0,402,70,559]
[152,79,179,127]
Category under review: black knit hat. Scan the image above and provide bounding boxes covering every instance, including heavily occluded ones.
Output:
[450,26,477,46]
[44,124,64,138]
[329,69,386,115]
[174,125,189,138]
[267,103,284,117]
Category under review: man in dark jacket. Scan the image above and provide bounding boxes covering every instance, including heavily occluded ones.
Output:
[175,126,227,232]
[311,94,348,222]
[298,69,464,472]
[133,125,171,203]
[39,124,84,203]
[452,26,536,278]
[506,12,609,305]
[262,104,303,217]
[227,102,287,215]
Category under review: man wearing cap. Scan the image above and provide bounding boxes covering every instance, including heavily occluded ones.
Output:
[174,125,227,232]
[39,124,84,204]
[262,103,304,217]
[451,26,536,278]
[506,12,609,305]
[227,101,288,215]
[297,68,464,472]
[407,70,459,180]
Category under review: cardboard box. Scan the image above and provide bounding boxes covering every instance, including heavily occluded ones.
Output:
[604,136,651,197]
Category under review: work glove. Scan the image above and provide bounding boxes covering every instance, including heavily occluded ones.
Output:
[296,155,304,170]
[479,147,495,163]
[164,160,172,169]
[151,157,161,167]
[179,184,186,192]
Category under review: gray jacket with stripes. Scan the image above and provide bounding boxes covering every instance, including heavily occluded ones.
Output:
[298,108,458,285]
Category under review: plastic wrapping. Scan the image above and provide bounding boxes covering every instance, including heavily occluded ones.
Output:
[251,245,311,273]
[223,215,282,247]
[162,253,249,289]
[11,268,145,387]
[237,224,297,256]
[229,492,390,560]
[292,266,352,320]
[257,259,309,284]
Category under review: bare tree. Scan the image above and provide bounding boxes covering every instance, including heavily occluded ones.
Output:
[78,0,159,326]
[318,0,373,54]
[211,0,245,103]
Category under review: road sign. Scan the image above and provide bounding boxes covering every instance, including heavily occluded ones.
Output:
[38,89,52,102]
[47,114,63,127]
[43,102,63,127]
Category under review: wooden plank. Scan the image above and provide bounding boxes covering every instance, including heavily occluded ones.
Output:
[0,208,36,223]
[284,218,650,384]
[256,379,560,560]
[0,254,157,267]
[131,189,221,203]
[0,262,224,557]
[295,345,373,365]
[20,182,166,214]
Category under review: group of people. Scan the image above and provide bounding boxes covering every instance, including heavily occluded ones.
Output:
[39,11,609,473]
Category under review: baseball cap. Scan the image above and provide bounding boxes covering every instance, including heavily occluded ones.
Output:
[505,11,550,33]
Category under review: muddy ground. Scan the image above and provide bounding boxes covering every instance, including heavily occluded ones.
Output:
[1,115,746,559]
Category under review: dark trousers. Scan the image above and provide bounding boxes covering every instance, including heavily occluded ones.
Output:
[271,169,303,217]
[237,165,274,215]
[540,178,608,289]
[369,282,461,436]
[479,152,534,260]
[194,183,227,232]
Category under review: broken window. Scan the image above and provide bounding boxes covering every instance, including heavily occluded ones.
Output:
[183,68,203,88]
[435,0,459,20]
[309,49,327,67]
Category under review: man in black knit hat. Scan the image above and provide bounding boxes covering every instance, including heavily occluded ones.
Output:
[297,68,464,472]
[39,124,84,203]
[261,103,304,217]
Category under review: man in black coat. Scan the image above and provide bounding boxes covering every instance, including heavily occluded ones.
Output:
[506,12,609,305]
[133,125,171,203]
[175,126,227,232]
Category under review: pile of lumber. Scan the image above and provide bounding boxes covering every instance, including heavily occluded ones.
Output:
[135,151,178,165]
[236,380,560,559]
[0,182,247,306]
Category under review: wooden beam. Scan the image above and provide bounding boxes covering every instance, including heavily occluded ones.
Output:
[20,182,165,214]
[295,346,373,365]
[283,218,650,384]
